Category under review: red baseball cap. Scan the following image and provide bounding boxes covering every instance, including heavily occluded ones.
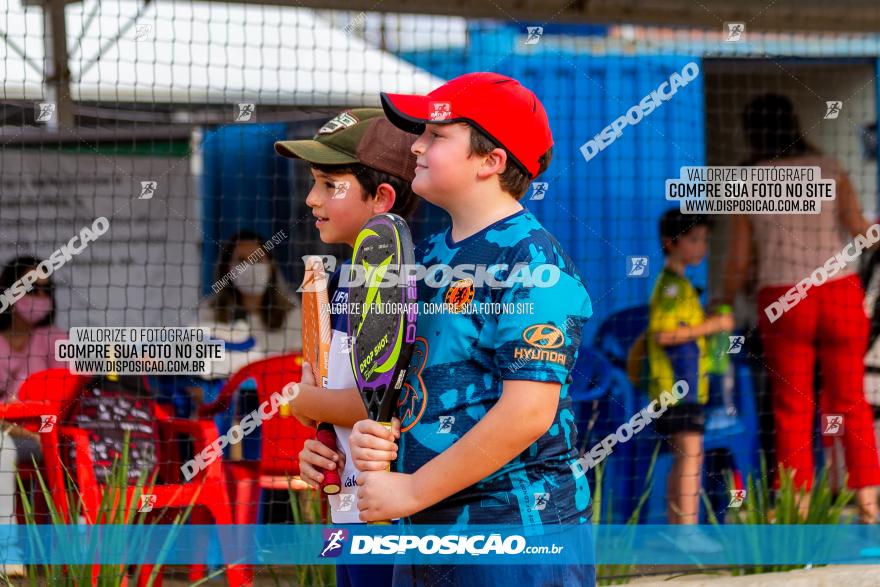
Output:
[380,72,553,179]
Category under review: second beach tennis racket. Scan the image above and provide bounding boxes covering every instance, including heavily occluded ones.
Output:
[348,214,418,519]
[301,255,340,495]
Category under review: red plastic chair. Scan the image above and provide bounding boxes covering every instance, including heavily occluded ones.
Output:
[198,353,316,487]
[61,403,249,585]
[3,369,249,586]
[199,353,321,585]
[0,369,90,523]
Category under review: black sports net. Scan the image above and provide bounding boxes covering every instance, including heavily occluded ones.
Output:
[2,2,880,583]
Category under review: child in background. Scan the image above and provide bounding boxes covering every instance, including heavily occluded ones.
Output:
[648,210,733,540]
[274,108,418,587]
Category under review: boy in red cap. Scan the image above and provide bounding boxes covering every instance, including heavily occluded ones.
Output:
[350,72,595,585]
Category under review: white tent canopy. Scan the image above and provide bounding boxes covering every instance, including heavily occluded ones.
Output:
[1,0,445,105]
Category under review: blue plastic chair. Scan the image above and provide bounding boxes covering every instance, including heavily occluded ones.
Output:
[591,305,760,523]
[570,346,640,523]
[593,306,650,369]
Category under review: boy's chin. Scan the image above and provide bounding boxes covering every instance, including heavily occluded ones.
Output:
[412,182,443,205]
[317,229,336,244]
[318,228,350,246]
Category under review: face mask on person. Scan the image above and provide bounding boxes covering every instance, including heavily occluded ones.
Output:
[14,296,53,325]
[235,263,271,296]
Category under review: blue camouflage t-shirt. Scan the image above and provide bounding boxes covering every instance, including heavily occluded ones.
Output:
[397,209,593,528]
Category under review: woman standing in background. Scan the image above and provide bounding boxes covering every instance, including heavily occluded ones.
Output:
[721,94,880,522]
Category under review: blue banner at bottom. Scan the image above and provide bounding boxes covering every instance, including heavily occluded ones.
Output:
[2,524,880,565]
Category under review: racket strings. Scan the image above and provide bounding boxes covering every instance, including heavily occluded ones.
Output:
[363,385,389,421]
[349,215,418,424]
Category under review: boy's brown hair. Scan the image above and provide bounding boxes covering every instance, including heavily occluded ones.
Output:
[310,162,419,219]
[467,125,552,200]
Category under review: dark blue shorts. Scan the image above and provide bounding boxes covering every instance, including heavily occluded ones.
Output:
[337,563,394,587]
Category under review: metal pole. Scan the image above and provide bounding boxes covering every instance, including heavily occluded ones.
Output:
[42,0,74,128]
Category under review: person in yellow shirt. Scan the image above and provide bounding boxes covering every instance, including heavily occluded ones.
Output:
[648,210,733,529]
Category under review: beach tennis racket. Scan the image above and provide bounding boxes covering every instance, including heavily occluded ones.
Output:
[301,255,340,495]
[348,214,418,516]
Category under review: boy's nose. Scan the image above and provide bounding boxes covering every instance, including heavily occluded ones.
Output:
[411,132,428,155]
[305,187,322,208]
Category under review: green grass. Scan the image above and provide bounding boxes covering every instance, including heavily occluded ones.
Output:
[17,439,338,586]
[595,448,857,583]
[703,456,854,576]
[285,484,336,587]
[594,442,661,585]
[20,432,853,584]
[16,432,195,586]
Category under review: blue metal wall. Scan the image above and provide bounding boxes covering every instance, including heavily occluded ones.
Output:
[401,27,707,340]
[200,123,290,295]
[199,30,709,337]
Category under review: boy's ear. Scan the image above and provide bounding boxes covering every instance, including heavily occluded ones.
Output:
[476,147,508,180]
[372,183,397,215]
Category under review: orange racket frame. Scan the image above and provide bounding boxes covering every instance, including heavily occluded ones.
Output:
[301,256,339,494]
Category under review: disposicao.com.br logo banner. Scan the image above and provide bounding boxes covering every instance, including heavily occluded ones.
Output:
[321,526,578,563]
[11,524,880,566]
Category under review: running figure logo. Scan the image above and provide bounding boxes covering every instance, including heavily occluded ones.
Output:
[529,182,548,201]
[38,415,57,433]
[822,414,844,436]
[139,181,158,200]
[430,102,452,121]
[138,494,157,512]
[525,27,543,45]
[725,23,745,42]
[36,103,56,123]
[627,257,648,278]
[333,181,350,199]
[727,336,744,354]
[337,494,354,512]
[135,24,153,41]
[235,103,256,122]
[728,489,746,508]
[438,415,455,433]
[824,101,843,120]
[319,529,349,558]
[532,492,550,511]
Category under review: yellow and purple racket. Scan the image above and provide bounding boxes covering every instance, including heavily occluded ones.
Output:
[347,213,418,522]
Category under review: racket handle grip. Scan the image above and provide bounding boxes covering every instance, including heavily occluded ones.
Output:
[367,421,395,525]
[316,424,342,495]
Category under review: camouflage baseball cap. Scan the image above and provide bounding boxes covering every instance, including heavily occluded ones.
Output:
[274,108,416,183]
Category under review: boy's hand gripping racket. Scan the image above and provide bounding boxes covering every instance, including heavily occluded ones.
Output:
[301,255,340,495]
[347,214,418,522]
